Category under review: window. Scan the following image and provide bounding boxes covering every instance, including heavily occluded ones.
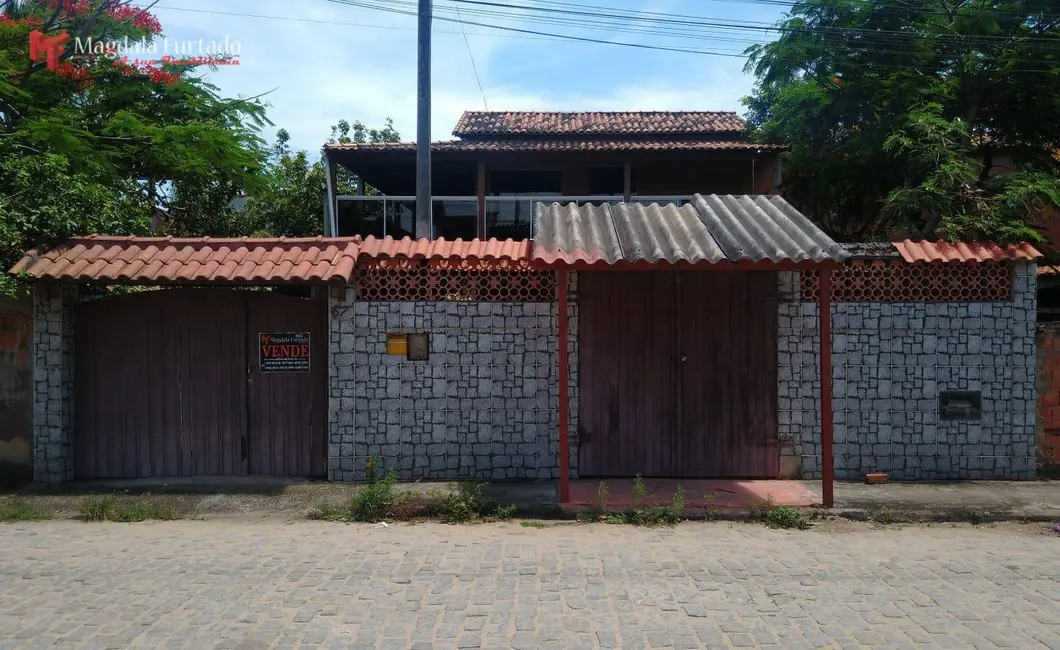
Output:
[487,170,563,240]
[490,169,562,194]
[587,166,626,196]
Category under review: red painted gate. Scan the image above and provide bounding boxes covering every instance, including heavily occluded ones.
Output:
[75,289,327,478]
[578,271,779,478]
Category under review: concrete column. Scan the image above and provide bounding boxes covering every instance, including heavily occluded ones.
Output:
[32,283,77,484]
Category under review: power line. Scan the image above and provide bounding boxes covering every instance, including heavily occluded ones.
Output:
[452,0,489,109]
[147,3,754,52]
[148,4,751,51]
[427,0,1060,46]
[332,0,1060,69]
[147,2,1060,71]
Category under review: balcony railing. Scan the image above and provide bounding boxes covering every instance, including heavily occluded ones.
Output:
[334,195,686,240]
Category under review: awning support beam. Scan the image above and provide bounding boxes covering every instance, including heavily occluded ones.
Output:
[557,269,570,504]
[819,264,834,507]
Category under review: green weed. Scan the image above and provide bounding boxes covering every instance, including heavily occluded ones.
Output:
[749,495,810,530]
[77,494,183,522]
[77,494,120,521]
[441,483,484,523]
[0,498,53,522]
[631,473,647,506]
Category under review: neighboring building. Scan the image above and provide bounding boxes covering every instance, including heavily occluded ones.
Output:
[8,110,1043,496]
[322,111,782,240]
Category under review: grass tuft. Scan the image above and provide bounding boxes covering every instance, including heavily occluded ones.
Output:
[77,493,184,522]
[749,495,811,530]
[0,498,53,522]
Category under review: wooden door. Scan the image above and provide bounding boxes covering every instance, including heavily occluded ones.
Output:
[578,272,679,476]
[677,273,779,478]
[577,271,779,478]
[245,292,328,477]
[75,290,247,478]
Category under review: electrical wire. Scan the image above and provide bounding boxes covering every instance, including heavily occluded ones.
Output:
[453,0,490,109]
[145,2,1060,72]
[331,0,1060,70]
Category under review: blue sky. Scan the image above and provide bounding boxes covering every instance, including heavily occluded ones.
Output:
[140,0,789,154]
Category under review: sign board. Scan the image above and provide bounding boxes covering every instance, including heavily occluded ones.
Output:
[259,332,311,373]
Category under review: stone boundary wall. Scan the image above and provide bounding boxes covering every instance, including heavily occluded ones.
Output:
[779,262,1037,480]
[32,283,77,484]
[328,274,579,482]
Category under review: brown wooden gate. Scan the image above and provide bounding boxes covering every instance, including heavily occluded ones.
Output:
[75,289,327,479]
[578,271,779,478]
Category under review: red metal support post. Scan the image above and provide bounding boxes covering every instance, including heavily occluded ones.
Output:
[557,269,571,504]
[818,265,834,507]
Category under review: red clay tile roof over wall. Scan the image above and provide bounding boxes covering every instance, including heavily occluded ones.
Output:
[356,236,531,261]
[8,236,532,283]
[451,111,746,137]
[894,239,1043,263]
[323,139,779,154]
[9,236,361,284]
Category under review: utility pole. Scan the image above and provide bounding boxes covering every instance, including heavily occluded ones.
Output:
[415,0,432,238]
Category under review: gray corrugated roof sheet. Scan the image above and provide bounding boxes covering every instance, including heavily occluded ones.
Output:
[533,194,849,266]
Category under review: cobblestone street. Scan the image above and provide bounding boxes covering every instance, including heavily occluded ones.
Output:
[1,520,1059,649]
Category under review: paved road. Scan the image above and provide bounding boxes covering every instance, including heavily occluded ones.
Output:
[1,520,1058,650]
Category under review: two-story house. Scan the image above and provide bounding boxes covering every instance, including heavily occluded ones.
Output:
[322,110,783,239]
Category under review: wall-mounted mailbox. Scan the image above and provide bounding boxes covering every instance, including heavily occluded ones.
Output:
[939,391,982,421]
[407,333,429,361]
[386,334,408,356]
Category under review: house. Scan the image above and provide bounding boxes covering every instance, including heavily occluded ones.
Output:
[321,111,783,240]
[9,110,1042,506]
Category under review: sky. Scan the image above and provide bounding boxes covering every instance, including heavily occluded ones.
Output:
[137,0,789,154]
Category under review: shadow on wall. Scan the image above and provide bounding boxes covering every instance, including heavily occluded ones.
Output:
[0,295,33,485]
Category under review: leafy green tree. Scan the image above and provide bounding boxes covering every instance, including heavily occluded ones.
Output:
[744,0,1060,242]
[0,0,268,293]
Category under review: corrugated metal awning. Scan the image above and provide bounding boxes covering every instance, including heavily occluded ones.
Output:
[533,194,850,266]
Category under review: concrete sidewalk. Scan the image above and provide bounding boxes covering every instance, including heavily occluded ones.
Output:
[7,477,1060,522]
[818,480,1060,522]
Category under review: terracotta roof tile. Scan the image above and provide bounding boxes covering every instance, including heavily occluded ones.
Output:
[452,111,745,136]
[324,139,780,154]
[893,240,1044,263]
[355,236,532,262]
[9,236,361,284]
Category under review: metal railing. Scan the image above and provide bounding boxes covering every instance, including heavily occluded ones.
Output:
[334,195,686,239]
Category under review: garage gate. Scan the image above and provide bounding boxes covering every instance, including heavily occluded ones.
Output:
[74,288,327,478]
[577,271,780,478]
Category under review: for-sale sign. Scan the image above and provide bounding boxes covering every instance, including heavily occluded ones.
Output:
[259,332,310,373]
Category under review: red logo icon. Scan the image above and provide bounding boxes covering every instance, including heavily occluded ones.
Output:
[29,29,70,70]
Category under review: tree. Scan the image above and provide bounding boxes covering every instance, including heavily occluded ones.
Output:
[743,0,1060,242]
[239,120,401,237]
[0,0,268,293]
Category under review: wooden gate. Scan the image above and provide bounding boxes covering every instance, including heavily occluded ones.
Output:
[75,289,327,479]
[578,271,779,478]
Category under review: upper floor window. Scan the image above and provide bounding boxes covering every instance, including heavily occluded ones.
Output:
[587,166,628,196]
[490,169,562,195]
